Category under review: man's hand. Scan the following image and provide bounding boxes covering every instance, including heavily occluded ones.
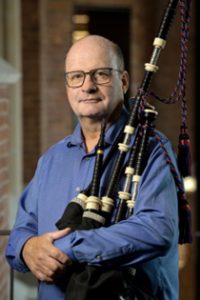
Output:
[22,228,71,283]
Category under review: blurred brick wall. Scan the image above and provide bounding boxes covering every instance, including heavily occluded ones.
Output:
[21,0,41,183]
[21,0,74,183]
[0,86,10,299]
[39,0,74,153]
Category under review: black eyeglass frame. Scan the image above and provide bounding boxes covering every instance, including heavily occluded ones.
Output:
[64,67,122,88]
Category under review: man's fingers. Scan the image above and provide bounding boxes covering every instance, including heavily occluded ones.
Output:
[45,230,72,264]
[22,231,72,283]
[47,228,71,242]
[37,271,54,283]
[48,245,70,265]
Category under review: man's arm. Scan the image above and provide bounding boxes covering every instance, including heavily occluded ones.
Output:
[5,156,72,282]
[21,229,71,282]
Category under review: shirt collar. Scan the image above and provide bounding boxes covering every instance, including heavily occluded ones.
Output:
[66,107,129,148]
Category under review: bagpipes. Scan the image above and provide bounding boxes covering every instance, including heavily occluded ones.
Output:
[56,0,192,299]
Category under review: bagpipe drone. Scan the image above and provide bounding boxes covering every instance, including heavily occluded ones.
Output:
[56,0,192,299]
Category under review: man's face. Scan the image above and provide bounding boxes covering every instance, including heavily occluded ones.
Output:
[65,38,129,121]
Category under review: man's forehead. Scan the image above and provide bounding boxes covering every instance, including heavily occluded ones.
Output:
[67,39,112,57]
[65,41,115,70]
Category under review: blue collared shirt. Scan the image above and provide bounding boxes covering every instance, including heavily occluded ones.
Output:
[6,109,179,299]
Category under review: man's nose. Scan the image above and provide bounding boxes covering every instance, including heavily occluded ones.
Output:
[81,74,97,91]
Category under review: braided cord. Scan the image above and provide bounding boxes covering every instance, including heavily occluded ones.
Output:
[155,133,184,192]
[155,132,192,243]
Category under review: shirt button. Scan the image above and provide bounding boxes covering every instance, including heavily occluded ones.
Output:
[76,187,81,192]
[96,255,101,260]
[85,157,90,160]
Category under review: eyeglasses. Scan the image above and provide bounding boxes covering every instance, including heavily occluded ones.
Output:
[64,67,122,88]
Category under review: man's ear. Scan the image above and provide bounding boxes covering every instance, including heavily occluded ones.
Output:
[121,70,129,94]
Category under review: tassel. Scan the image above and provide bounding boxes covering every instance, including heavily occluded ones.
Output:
[178,191,192,244]
[177,125,192,177]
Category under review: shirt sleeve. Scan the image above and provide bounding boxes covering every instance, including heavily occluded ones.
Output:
[54,137,180,268]
[5,158,43,272]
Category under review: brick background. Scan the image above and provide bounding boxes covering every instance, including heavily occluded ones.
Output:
[21,0,41,183]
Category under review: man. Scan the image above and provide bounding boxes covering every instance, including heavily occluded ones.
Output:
[6,35,180,299]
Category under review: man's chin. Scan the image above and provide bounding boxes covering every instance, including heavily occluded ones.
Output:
[79,111,107,120]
